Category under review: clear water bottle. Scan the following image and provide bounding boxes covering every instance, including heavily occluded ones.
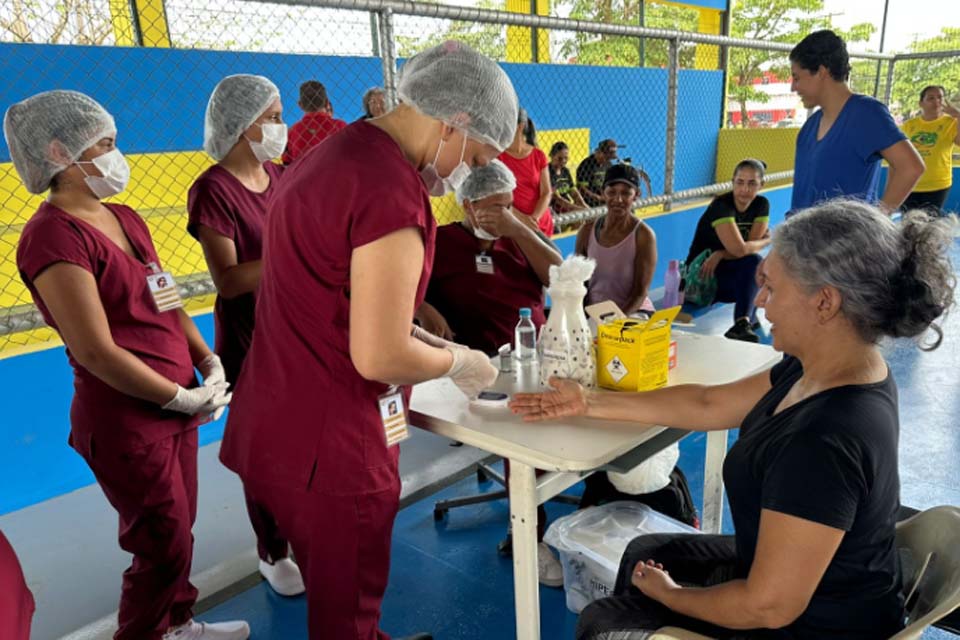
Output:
[663,259,682,308]
[515,307,537,361]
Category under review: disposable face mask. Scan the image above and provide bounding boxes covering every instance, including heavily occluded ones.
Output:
[246,122,287,162]
[420,131,470,197]
[472,225,498,241]
[469,205,499,241]
[76,149,130,199]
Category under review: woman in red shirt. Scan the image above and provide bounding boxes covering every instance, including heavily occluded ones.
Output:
[499,109,554,236]
[7,91,246,640]
[219,41,518,639]
[188,74,304,597]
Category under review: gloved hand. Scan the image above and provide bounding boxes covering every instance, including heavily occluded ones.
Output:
[445,347,498,399]
[162,381,232,417]
[198,353,226,387]
[412,324,468,351]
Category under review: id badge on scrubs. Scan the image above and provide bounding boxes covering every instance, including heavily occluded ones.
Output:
[475,254,494,275]
[378,388,410,447]
[145,263,183,313]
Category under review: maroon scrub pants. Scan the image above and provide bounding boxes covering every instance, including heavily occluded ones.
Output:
[83,430,199,640]
[243,487,290,562]
[246,476,401,639]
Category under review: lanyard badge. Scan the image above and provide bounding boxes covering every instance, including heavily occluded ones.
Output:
[378,388,410,447]
[475,254,494,275]
[145,262,183,312]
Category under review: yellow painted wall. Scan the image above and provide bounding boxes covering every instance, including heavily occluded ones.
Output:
[1,127,592,354]
[715,128,799,186]
[506,0,551,63]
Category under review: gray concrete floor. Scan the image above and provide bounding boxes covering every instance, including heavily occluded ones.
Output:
[1,428,488,640]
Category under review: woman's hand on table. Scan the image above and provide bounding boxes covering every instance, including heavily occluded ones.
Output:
[631,559,680,602]
[509,377,588,421]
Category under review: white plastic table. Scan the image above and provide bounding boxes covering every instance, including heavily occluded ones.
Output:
[409,332,781,640]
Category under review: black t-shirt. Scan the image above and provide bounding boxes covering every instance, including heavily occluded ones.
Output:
[723,356,904,639]
[685,192,769,264]
[576,155,610,206]
[550,165,576,198]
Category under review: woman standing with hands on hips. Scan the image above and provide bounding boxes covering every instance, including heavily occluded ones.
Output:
[513,200,954,639]
[7,91,246,640]
[220,41,518,639]
[188,74,304,597]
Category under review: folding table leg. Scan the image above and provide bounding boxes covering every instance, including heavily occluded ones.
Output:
[509,459,540,640]
[702,430,728,534]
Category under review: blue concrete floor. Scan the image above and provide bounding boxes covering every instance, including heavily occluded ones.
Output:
[200,240,960,640]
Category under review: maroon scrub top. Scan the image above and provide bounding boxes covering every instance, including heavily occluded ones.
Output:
[221,120,436,496]
[17,202,199,454]
[426,223,546,356]
[187,162,284,383]
[0,531,33,640]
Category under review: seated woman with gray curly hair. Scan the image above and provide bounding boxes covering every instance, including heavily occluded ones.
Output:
[511,199,955,639]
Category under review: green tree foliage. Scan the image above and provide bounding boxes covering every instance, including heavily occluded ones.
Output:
[727,0,874,127]
[889,28,960,119]
[555,0,700,68]
[395,0,506,59]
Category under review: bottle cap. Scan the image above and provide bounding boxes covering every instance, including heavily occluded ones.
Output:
[519,307,532,318]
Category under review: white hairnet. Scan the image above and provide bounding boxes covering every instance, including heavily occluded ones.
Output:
[397,40,518,151]
[204,74,280,161]
[456,159,516,203]
[3,90,116,194]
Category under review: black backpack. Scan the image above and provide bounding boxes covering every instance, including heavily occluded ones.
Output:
[579,465,699,529]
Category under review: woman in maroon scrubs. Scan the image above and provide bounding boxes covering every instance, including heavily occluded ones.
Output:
[188,74,304,597]
[220,42,518,639]
[6,90,247,640]
[0,531,34,640]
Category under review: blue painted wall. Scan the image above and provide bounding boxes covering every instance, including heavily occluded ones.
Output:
[0,44,723,191]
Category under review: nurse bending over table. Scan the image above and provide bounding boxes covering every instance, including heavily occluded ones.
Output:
[512,200,955,639]
[218,41,518,639]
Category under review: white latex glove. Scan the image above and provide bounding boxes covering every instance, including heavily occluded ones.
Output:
[198,353,226,386]
[445,347,498,400]
[412,324,468,351]
[162,381,232,417]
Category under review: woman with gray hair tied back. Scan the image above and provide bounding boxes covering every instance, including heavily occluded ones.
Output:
[512,200,954,639]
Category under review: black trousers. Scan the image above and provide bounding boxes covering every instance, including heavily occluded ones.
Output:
[902,187,951,216]
[576,533,765,640]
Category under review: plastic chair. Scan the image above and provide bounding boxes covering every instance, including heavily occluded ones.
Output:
[890,505,960,639]
[651,506,960,640]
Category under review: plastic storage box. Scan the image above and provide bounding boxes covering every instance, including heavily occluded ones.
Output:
[544,501,699,613]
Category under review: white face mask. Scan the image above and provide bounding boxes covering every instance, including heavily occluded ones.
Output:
[246,122,287,163]
[472,225,498,241]
[467,205,499,241]
[76,149,130,199]
[420,131,471,197]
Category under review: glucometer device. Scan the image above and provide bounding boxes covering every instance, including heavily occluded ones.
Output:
[470,390,510,408]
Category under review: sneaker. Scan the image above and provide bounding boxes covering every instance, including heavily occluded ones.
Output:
[162,620,250,640]
[259,557,306,596]
[724,318,759,343]
[538,542,564,588]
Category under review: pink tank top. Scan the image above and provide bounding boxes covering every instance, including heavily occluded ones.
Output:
[586,217,655,313]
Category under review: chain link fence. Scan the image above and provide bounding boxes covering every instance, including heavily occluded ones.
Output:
[0,0,957,355]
